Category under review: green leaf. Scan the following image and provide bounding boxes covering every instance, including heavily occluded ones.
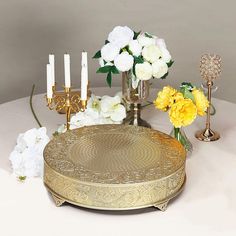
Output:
[180,87,195,101]
[180,82,194,90]
[53,131,59,137]
[184,90,195,101]
[106,71,112,87]
[132,64,136,77]
[134,31,141,40]
[111,66,120,74]
[96,65,112,73]
[161,72,169,79]
[93,50,101,59]
[134,56,144,64]
[167,60,174,68]
[132,56,144,76]
[145,32,153,38]
[18,176,26,181]
[105,40,109,44]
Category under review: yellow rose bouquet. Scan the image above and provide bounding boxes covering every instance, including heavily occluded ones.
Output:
[154,82,209,154]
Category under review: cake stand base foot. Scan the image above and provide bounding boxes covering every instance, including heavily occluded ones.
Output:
[154,201,169,211]
[51,193,65,207]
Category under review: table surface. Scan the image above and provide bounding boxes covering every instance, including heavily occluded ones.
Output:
[0,87,236,236]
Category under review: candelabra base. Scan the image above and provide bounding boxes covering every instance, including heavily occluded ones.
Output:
[195,128,220,142]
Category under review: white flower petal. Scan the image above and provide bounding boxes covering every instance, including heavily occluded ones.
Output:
[156,38,167,49]
[137,33,156,47]
[110,104,126,122]
[142,45,162,63]
[129,40,142,56]
[101,43,120,62]
[135,62,153,81]
[152,59,168,79]
[114,52,134,72]
[108,26,134,49]
[57,124,66,134]
[9,127,49,178]
[160,48,171,63]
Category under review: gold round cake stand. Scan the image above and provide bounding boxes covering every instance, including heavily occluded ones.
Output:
[44,125,186,211]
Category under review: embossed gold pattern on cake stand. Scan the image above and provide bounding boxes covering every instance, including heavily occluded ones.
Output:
[44,125,186,211]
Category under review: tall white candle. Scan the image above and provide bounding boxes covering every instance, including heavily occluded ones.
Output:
[47,64,53,98]
[49,54,55,86]
[81,52,88,100]
[64,54,71,88]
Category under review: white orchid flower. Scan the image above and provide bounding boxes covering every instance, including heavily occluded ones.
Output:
[9,127,50,179]
[87,94,101,113]
[100,95,126,122]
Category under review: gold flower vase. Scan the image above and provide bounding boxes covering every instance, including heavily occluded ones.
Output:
[170,127,193,156]
[122,71,151,128]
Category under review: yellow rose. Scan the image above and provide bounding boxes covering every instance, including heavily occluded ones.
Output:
[169,99,197,127]
[154,86,177,111]
[192,89,209,116]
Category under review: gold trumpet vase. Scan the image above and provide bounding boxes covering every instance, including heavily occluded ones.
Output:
[122,71,151,128]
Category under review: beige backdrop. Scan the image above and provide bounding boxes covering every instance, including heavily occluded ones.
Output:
[0,0,235,104]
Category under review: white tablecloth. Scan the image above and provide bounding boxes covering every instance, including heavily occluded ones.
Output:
[0,87,236,236]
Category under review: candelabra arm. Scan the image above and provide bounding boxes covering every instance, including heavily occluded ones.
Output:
[80,100,87,112]
[46,85,89,132]
[66,106,72,131]
[65,87,71,131]
[47,98,54,110]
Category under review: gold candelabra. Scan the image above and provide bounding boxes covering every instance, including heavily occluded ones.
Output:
[195,54,222,141]
[46,85,89,131]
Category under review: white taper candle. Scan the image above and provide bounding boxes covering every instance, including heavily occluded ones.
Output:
[81,52,88,100]
[64,54,71,88]
[49,54,55,86]
[47,64,53,98]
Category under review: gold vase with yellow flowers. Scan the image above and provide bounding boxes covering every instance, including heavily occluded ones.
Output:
[154,82,209,155]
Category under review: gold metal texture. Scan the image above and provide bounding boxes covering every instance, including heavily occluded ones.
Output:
[196,54,222,141]
[44,125,186,211]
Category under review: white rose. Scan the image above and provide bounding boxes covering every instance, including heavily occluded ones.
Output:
[156,38,166,49]
[114,52,134,72]
[135,62,153,81]
[101,43,120,62]
[128,40,142,56]
[108,26,134,49]
[152,59,168,79]
[142,45,162,63]
[137,33,156,47]
[160,48,171,63]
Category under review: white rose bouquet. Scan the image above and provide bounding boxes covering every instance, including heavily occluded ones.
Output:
[93,26,173,87]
